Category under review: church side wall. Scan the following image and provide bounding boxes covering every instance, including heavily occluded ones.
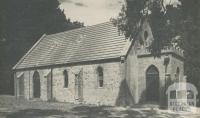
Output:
[14,61,125,106]
[52,62,124,106]
[125,46,139,104]
[125,19,156,104]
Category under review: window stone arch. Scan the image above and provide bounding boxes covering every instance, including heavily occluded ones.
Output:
[63,70,69,88]
[97,66,104,87]
[33,70,40,98]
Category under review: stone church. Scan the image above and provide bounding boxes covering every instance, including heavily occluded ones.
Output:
[13,20,184,106]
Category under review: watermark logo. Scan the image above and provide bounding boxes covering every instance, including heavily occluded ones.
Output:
[166,82,198,113]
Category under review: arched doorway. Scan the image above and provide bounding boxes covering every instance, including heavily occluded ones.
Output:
[146,65,159,103]
[33,71,40,98]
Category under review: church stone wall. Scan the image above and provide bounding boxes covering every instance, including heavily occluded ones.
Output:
[52,62,124,105]
[137,56,168,103]
[15,61,124,106]
[125,46,140,104]
[125,18,184,106]
[169,55,184,82]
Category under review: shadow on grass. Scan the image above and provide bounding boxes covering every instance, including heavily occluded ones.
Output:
[70,106,133,118]
[5,109,70,118]
[71,106,181,118]
[120,109,180,118]
[71,106,112,118]
[3,106,181,118]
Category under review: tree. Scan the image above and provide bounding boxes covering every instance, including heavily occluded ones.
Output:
[112,0,183,54]
[0,0,83,94]
[179,0,200,89]
[113,0,200,104]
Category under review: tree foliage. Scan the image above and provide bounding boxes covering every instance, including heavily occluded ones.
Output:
[0,0,83,94]
[114,0,200,100]
[112,0,183,53]
[179,0,200,87]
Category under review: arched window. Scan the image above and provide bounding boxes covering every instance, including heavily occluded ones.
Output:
[63,70,68,88]
[144,31,148,40]
[33,71,40,98]
[175,67,180,81]
[97,66,103,87]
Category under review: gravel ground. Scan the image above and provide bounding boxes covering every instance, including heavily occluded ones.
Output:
[0,95,200,118]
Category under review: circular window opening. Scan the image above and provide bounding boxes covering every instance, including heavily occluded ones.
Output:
[144,31,148,40]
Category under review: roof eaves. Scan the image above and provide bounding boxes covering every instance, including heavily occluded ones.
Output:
[12,34,46,70]
[14,56,121,71]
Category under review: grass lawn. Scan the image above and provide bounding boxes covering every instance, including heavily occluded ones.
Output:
[0,95,200,118]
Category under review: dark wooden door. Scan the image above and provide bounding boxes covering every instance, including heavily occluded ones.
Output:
[146,66,159,103]
[33,71,41,98]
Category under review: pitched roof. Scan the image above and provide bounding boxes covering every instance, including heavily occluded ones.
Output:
[13,22,129,70]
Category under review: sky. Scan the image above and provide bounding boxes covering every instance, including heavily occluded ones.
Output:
[58,0,180,26]
[59,0,124,26]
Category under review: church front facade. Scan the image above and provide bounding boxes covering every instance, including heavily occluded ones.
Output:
[13,21,184,106]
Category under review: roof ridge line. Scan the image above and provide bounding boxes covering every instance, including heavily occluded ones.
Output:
[47,21,113,36]
[13,34,46,70]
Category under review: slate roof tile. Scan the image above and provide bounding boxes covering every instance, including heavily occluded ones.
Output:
[14,22,127,69]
